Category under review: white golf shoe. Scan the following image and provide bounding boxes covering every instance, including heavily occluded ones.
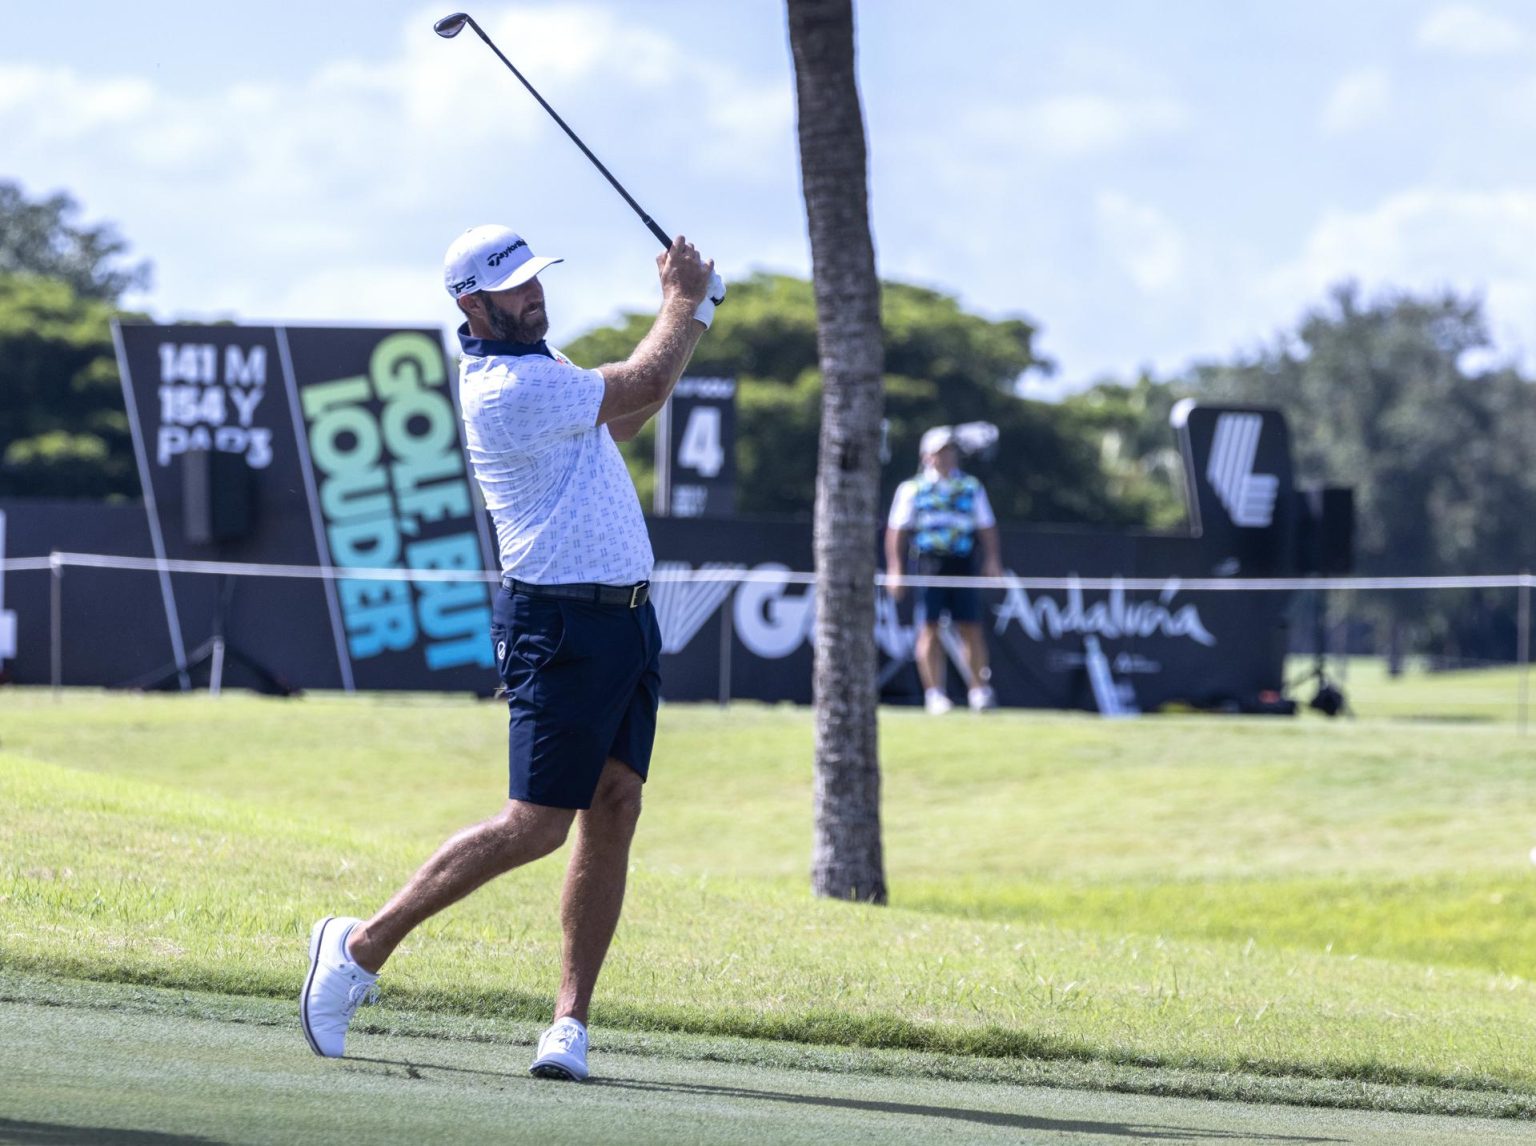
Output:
[924,689,954,715]
[300,915,378,1058]
[968,685,997,711]
[529,1017,590,1081]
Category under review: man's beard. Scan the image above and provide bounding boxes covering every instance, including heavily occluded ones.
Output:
[484,298,550,343]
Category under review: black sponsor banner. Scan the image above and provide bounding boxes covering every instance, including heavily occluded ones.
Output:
[648,517,812,702]
[646,518,1288,711]
[0,509,22,663]
[6,391,1295,709]
[658,376,736,518]
[1,501,1289,709]
[111,323,496,692]
[0,499,176,687]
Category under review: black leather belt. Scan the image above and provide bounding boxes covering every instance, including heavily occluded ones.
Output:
[502,576,649,609]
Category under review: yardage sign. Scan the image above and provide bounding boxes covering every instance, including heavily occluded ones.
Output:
[112,322,497,692]
[659,375,736,517]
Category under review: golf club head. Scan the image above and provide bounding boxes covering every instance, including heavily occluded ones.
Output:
[433,12,471,38]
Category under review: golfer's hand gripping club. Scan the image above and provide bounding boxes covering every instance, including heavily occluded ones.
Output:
[657,238,720,328]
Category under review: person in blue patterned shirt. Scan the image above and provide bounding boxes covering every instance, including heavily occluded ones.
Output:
[885,426,1003,713]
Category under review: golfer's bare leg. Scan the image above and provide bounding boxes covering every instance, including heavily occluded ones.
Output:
[958,621,990,686]
[347,799,576,973]
[915,623,945,693]
[553,757,644,1025]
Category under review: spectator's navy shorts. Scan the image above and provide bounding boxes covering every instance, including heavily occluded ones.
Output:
[917,554,982,624]
[491,586,662,809]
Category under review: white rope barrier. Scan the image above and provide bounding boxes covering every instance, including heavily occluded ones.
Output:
[10,550,1529,733]
[2,550,1533,592]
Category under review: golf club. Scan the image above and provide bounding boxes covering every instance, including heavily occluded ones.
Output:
[433,11,672,249]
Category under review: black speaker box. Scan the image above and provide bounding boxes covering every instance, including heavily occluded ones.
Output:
[183,449,255,544]
[1294,486,1354,575]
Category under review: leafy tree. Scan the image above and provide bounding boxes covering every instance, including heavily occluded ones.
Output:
[0,181,150,302]
[0,273,143,499]
[566,272,1130,525]
[0,182,151,499]
[1060,371,1191,530]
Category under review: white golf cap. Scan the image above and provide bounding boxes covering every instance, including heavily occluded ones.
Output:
[919,426,956,457]
[443,225,563,299]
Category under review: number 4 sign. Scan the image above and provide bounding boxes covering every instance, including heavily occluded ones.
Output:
[654,376,736,518]
[677,406,724,478]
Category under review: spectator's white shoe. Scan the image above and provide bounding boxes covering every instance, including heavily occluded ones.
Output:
[300,916,378,1058]
[529,1017,590,1081]
[968,685,997,711]
[924,689,954,715]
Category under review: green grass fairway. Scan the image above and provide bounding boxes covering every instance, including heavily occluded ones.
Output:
[5,977,1534,1145]
[2,668,1535,1126]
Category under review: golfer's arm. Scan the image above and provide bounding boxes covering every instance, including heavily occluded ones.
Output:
[884,527,907,572]
[605,396,668,443]
[596,296,704,432]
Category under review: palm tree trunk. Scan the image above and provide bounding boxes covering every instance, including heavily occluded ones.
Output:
[787,0,887,904]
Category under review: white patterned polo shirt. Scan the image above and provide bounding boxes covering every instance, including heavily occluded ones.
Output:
[456,324,653,584]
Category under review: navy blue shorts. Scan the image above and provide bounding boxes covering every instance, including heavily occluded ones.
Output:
[917,554,982,624]
[491,587,662,809]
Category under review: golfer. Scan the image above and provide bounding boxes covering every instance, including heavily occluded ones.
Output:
[302,224,721,1081]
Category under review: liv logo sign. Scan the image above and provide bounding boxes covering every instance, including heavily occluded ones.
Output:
[1206,413,1279,528]
[650,562,744,653]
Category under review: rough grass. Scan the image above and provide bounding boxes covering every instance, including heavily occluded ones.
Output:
[2,667,1534,1111]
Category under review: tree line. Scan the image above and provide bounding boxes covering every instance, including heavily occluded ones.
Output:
[4,179,1533,659]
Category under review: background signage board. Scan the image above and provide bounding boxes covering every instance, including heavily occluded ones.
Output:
[656,376,736,518]
[111,322,496,692]
[2,390,1297,711]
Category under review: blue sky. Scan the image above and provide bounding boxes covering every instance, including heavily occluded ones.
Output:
[6,1,1535,395]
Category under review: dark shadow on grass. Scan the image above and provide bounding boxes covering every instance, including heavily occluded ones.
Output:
[345,1054,517,1079]
[586,1078,1345,1142]
[343,1058,1344,1140]
[0,1119,224,1145]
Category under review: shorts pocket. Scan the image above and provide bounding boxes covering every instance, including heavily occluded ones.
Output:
[507,597,567,672]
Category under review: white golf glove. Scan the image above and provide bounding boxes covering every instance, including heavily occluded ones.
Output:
[693,271,727,329]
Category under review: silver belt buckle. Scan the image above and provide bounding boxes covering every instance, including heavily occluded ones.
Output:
[629,583,644,609]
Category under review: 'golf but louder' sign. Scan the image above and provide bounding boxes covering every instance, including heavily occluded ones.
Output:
[113,322,497,692]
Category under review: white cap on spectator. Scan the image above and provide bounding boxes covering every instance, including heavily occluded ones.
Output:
[919,426,956,457]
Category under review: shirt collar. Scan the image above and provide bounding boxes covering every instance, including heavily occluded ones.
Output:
[456,322,554,360]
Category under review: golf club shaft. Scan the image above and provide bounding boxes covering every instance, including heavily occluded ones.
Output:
[461,16,671,249]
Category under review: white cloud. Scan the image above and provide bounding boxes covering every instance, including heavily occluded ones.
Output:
[699,82,796,181]
[965,93,1186,160]
[1416,5,1526,56]
[1260,188,1536,366]
[0,65,155,135]
[1095,192,1186,293]
[0,3,794,342]
[1320,68,1392,136]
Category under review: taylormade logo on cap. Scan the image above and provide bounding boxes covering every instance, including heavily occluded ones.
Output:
[486,237,527,266]
[443,225,563,299]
